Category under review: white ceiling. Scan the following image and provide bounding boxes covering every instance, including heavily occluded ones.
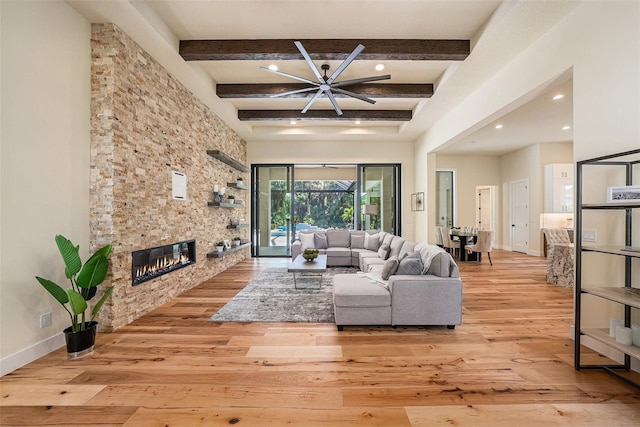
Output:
[71,0,577,154]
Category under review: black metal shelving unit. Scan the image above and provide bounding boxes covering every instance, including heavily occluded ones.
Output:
[574,148,640,389]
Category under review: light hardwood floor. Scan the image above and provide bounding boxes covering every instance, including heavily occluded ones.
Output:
[2,250,639,426]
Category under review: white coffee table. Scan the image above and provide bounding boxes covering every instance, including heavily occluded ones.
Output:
[288,254,327,289]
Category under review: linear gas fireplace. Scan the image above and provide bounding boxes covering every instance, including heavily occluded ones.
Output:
[131,239,196,286]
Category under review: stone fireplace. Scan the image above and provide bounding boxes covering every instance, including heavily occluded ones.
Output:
[90,24,248,331]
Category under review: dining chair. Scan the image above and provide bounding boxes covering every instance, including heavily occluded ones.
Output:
[435,226,444,247]
[441,227,460,257]
[465,230,495,265]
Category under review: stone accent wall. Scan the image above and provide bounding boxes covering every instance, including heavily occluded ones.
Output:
[90,24,249,331]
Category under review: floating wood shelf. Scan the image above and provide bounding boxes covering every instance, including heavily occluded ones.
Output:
[206,242,251,258]
[227,223,250,229]
[208,201,244,209]
[207,150,249,172]
[227,182,249,190]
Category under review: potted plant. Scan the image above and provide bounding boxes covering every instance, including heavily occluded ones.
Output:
[233,236,241,246]
[227,195,235,203]
[216,241,225,253]
[35,235,113,358]
[237,176,244,186]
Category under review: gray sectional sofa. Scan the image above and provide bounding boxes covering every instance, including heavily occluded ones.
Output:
[291,229,463,330]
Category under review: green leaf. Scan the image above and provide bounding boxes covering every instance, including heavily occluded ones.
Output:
[91,286,113,319]
[87,244,112,262]
[55,235,82,279]
[67,289,87,316]
[81,286,97,301]
[35,277,69,305]
[76,256,108,289]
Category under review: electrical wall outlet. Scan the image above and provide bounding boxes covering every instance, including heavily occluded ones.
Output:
[582,229,598,243]
[39,312,52,328]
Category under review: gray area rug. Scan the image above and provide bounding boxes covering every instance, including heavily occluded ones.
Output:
[209,267,355,323]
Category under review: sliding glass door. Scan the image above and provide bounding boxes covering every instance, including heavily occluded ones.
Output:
[358,165,401,235]
[252,163,401,257]
[252,165,293,257]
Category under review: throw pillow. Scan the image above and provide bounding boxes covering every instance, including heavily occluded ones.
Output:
[364,232,380,251]
[377,243,390,260]
[350,233,365,249]
[314,233,328,249]
[426,252,452,277]
[381,255,399,280]
[299,233,315,251]
[396,251,423,275]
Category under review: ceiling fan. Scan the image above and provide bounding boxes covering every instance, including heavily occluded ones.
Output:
[259,41,391,115]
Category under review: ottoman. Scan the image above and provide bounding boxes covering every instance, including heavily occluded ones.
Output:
[332,273,391,331]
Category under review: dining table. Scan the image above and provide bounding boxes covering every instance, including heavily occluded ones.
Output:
[450,230,479,262]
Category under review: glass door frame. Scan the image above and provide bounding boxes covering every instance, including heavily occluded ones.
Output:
[356,163,401,235]
[251,164,295,257]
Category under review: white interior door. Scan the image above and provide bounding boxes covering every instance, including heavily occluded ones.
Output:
[476,186,493,231]
[511,180,529,253]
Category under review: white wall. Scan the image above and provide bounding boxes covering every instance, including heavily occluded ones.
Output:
[415,1,640,244]
[248,139,417,239]
[0,1,91,374]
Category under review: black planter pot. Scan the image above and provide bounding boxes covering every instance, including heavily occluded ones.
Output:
[63,321,98,358]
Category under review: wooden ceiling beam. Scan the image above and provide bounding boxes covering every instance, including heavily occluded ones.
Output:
[238,110,412,121]
[218,83,433,99]
[180,39,470,61]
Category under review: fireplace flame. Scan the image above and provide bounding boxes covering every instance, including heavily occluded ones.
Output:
[135,254,191,280]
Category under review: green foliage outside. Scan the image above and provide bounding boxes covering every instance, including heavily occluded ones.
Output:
[270,180,355,229]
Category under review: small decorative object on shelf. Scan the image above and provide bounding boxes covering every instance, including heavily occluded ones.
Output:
[237,177,244,186]
[216,241,224,253]
[302,248,319,262]
[233,237,241,246]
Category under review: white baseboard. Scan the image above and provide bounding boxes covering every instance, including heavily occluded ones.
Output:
[0,332,65,376]
[569,325,640,373]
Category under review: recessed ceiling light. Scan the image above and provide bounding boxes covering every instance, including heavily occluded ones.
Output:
[495,124,503,129]
[375,64,385,71]
[553,94,564,100]
[355,120,361,125]
[562,125,571,130]
[268,64,278,71]
[290,120,296,125]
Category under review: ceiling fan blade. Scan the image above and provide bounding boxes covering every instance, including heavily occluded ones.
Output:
[271,86,321,98]
[326,90,343,115]
[301,89,324,114]
[332,87,376,104]
[326,44,365,84]
[259,66,319,86]
[294,41,324,83]
[332,74,391,87]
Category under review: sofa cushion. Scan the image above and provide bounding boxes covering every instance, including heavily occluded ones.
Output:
[326,247,351,257]
[382,233,394,247]
[327,229,351,247]
[350,233,365,249]
[333,273,390,307]
[377,243,390,260]
[389,236,406,258]
[314,232,328,249]
[396,251,423,275]
[381,255,400,279]
[399,240,417,259]
[300,233,315,250]
[418,244,447,275]
[364,233,380,251]
[426,252,453,278]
